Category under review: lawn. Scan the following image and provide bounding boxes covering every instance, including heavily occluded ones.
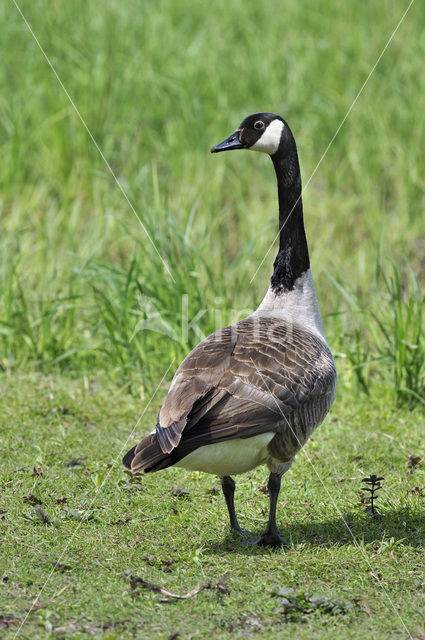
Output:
[1,374,425,639]
[1,0,424,638]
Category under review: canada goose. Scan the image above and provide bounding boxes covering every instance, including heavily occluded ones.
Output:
[123,113,337,547]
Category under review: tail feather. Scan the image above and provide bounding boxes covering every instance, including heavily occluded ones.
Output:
[123,434,173,474]
[156,417,186,454]
[122,445,137,469]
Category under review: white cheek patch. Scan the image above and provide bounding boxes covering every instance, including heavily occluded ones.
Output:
[250,119,284,154]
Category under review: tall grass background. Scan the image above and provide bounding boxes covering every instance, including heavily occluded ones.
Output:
[1,0,424,403]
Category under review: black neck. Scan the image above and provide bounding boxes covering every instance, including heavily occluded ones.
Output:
[270,139,310,293]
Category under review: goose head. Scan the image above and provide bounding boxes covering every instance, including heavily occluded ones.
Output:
[211,112,286,156]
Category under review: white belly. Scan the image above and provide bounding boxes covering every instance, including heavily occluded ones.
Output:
[175,433,274,476]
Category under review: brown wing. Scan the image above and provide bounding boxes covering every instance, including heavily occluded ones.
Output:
[155,325,237,453]
[128,316,336,472]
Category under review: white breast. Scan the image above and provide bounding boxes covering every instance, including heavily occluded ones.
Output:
[254,269,326,339]
[175,432,275,476]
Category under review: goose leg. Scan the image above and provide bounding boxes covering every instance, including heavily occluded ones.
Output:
[221,476,251,537]
[256,472,289,547]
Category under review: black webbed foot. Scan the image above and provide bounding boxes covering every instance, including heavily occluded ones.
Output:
[255,531,289,548]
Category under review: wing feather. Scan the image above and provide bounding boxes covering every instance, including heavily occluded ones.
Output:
[155,326,236,452]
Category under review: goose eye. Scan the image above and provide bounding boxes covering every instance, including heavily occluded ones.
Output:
[254,121,264,130]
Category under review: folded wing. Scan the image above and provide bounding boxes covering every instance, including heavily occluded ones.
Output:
[127,317,336,473]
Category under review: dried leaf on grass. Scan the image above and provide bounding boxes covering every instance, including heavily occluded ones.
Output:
[170,487,190,497]
[126,573,229,601]
[52,561,72,572]
[109,517,131,526]
[205,485,220,496]
[0,615,15,628]
[406,455,422,469]
[22,494,42,505]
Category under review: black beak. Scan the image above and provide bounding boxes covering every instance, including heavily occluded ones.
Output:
[211,130,245,153]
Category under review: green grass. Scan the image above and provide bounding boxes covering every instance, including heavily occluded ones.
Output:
[1,0,425,637]
[1,0,425,396]
[1,373,425,639]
